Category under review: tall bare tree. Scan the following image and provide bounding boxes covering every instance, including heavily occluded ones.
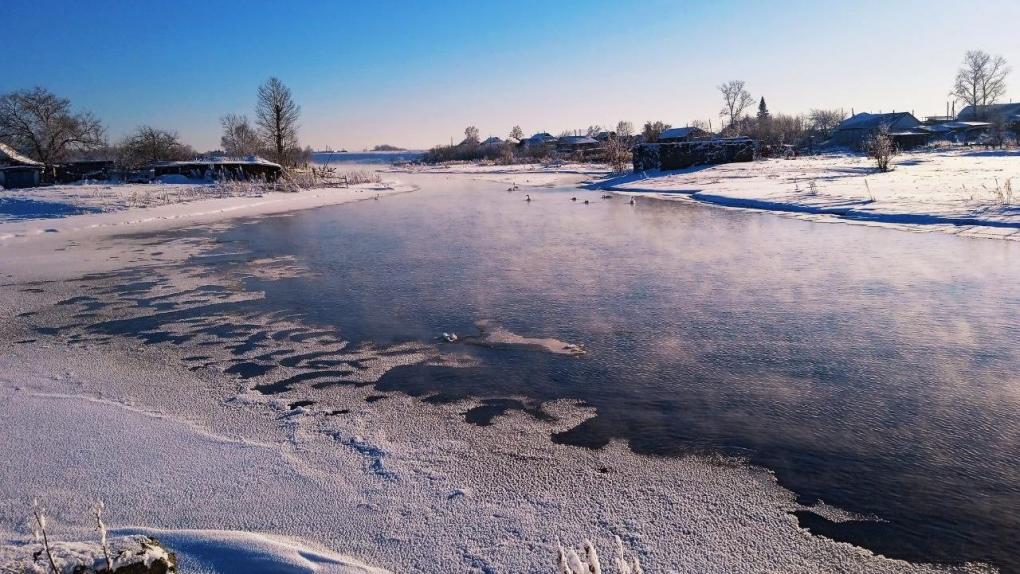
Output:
[952,50,1010,117]
[256,77,300,165]
[718,80,754,129]
[0,87,105,167]
[463,125,480,144]
[220,114,262,157]
[808,109,847,137]
[509,125,524,141]
[615,121,634,139]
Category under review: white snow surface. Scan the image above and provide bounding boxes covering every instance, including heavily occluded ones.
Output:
[115,528,389,574]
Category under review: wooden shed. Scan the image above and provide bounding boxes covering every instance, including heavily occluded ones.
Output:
[0,142,44,189]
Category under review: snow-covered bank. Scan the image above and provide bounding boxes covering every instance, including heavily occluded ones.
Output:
[388,161,611,188]
[0,179,414,282]
[598,150,1020,240]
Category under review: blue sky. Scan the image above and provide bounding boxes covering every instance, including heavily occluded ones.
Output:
[2,0,1019,151]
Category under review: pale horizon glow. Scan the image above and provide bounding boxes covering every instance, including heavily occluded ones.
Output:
[2,0,1019,152]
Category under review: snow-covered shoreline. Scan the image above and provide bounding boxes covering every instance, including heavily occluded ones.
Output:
[397,150,1020,240]
[0,179,415,282]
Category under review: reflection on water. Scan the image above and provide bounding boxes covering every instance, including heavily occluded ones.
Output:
[217,177,1020,571]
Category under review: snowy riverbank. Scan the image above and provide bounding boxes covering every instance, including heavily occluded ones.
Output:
[599,149,1020,240]
[0,179,414,282]
[401,150,1020,240]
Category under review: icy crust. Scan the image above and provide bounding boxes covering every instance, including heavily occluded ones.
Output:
[598,150,1020,240]
[0,535,173,574]
[0,289,996,572]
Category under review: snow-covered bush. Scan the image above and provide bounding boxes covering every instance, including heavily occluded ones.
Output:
[867,125,896,172]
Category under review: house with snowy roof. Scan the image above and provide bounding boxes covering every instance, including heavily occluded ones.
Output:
[957,102,1020,124]
[0,142,44,189]
[830,112,926,148]
[152,156,282,182]
[480,136,504,146]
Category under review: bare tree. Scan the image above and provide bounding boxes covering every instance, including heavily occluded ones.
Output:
[509,125,524,141]
[0,87,105,167]
[952,50,1010,117]
[615,121,634,139]
[585,125,603,137]
[718,80,754,129]
[256,77,300,165]
[220,114,262,157]
[119,126,192,168]
[808,109,847,137]
[463,126,480,144]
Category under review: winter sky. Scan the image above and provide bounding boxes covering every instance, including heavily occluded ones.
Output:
[2,0,1019,151]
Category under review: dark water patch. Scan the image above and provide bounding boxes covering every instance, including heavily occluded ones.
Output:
[254,370,359,395]
[792,511,981,568]
[253,349,294,362]
[288,400,316,409]
[228,331,269,355]
[463,399,552,426]
[224,361,276,379]
[327,409,351,416]
[20,288,45,293]
[14,339,36,344]
[16,311,37,317]
[183,355,211,361]
[34,327,60,335]
[271,328,308,341]
[365,395,387,403]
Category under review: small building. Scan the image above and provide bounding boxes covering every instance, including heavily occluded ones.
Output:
[556,135,599,153]
[593,131,616,142]
[956,103,1020,124]
[657,126,711,143]
[55,160,116,183]
[924,121,992,143]
[480,136,504,146]
[0,142,44,189]
[519,132,556,146]
[152,156,282,182]
[830,112,923,148]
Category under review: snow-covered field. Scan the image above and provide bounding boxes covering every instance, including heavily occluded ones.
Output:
[0,172,996,573]
[600,149,1020,240]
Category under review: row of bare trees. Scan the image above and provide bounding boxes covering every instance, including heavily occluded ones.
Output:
[219,77,306,165]
[0,77,306,173]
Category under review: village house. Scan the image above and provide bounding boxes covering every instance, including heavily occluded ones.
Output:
[956,102,1020,124]
[830,112,927,148]
[480,136,504,146]
[657,126,712,143]
[0,142,44,189]
[152,156,282,182]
